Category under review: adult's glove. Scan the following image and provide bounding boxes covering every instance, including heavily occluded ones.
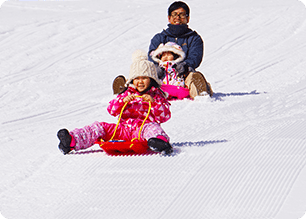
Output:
[175,62,189,76]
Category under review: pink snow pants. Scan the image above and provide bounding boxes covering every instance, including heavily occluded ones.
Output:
[70,121,169,151]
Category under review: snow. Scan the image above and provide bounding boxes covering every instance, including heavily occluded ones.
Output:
[1,0,306,218]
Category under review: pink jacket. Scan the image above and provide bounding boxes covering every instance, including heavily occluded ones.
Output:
[107,86,171,129]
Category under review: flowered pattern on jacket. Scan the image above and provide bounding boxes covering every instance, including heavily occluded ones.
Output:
[160,61,185,87]
[107,86,171,129]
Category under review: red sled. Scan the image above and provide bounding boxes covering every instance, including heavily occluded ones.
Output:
[99,139,150,156]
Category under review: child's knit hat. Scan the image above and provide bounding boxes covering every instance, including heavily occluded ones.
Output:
[150,42,185,64]
[126,50,162,86]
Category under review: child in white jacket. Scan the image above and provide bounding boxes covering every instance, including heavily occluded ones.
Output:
[150,42,190,100]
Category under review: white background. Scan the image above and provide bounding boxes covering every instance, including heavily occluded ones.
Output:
[1,0,306,219]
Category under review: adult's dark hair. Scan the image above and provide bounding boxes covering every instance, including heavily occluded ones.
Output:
[168,1,190,17]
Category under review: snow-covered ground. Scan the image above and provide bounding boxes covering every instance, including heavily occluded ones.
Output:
[1,0,306,218]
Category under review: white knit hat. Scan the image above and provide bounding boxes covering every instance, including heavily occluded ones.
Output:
[150,42,185,64]
[126,50,162,86]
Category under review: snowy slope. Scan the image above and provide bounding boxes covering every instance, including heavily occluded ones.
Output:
[1,0,306,219]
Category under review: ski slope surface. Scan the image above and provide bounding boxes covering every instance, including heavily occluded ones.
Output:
[1,0,306,218]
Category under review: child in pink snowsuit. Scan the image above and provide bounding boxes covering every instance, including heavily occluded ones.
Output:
[57,50,172,155]
[150,42,190,100]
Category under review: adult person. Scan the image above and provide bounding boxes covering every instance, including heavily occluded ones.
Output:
[113,1,213,98]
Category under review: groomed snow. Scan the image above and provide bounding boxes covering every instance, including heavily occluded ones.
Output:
[1,0,306,219]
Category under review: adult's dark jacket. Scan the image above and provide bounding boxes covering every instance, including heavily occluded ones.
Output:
[148,24,204,71]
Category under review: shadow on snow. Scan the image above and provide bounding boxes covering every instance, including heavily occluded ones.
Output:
[172,139,228,147]
[212,90,262,101]
[68,140,228,156]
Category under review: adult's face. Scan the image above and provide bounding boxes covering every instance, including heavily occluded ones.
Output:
[168,7,190,25]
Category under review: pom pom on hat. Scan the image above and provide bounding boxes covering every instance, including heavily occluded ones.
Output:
[126,50,161,86]
[132,49,148,62]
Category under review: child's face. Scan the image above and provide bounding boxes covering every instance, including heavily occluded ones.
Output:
[161,51,174,62]
[133,76,151,92]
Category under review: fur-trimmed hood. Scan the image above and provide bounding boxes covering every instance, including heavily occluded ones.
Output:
[150,42,185,64]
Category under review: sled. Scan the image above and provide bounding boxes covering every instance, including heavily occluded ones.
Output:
[161,84,190,100]
[99,96,152,156]
[100,139,149,156]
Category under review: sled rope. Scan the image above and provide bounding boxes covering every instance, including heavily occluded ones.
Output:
[109,101,128,141]
[131,99,151,146]
[101,95,151,147]
[165,62,170,85]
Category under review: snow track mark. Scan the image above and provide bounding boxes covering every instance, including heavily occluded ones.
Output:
[159,138,306,219]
